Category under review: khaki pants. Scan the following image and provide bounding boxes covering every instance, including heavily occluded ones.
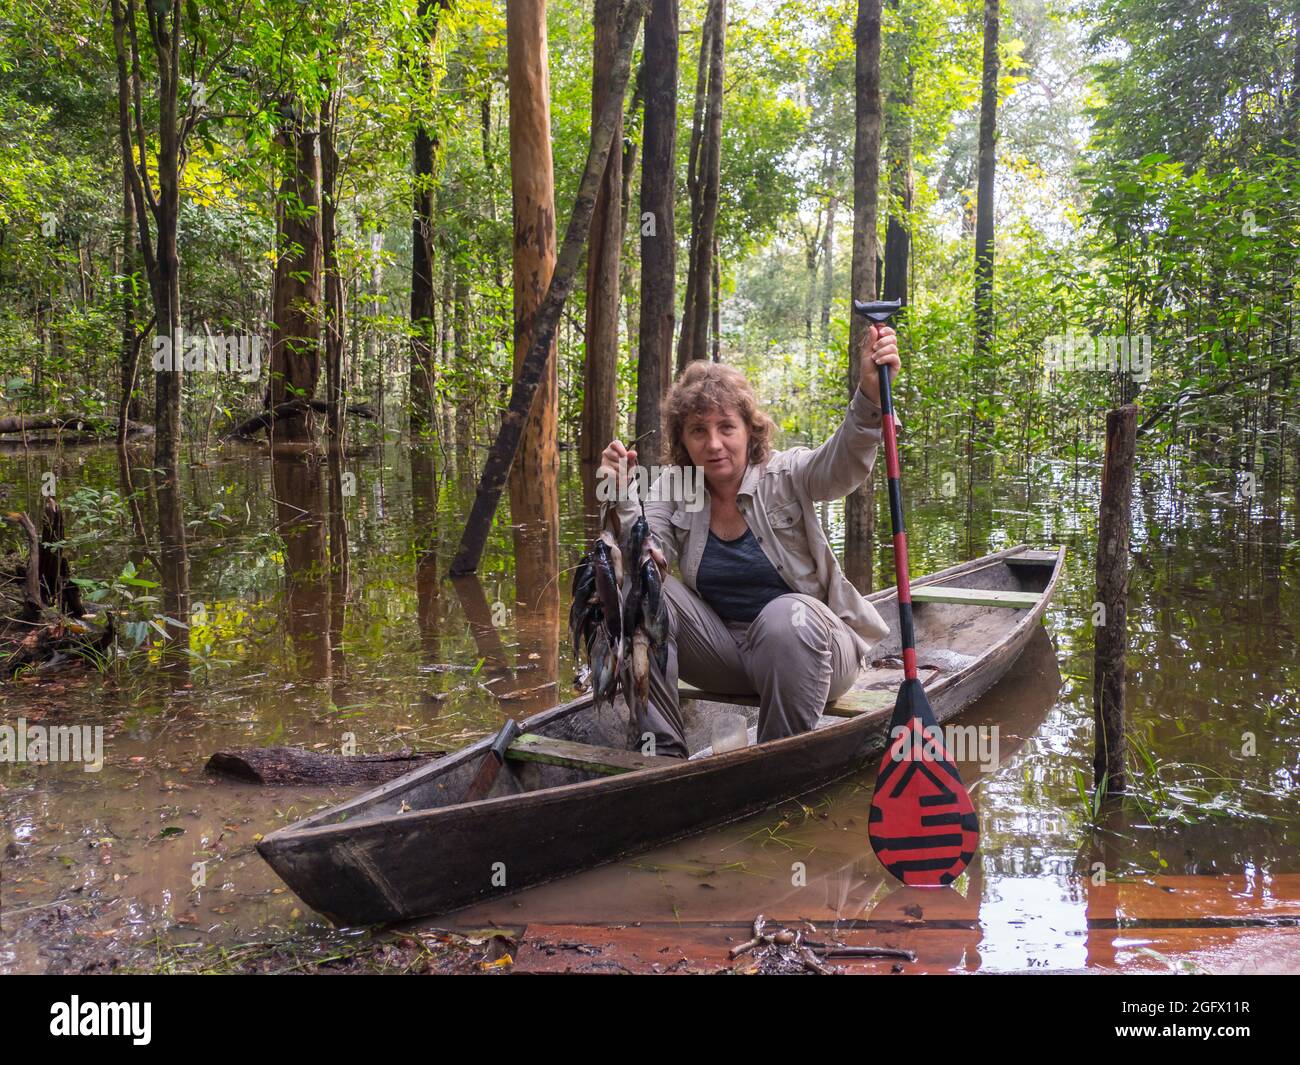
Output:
[633,574,864,759]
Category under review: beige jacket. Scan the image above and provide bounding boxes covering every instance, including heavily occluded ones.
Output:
[601,387,892,662]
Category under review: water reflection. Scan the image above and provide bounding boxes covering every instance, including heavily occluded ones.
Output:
[0,433,1297,973]
[272,453,332,681]
[440,626,1068,970]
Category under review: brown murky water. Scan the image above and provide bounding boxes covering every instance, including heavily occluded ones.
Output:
[1,435,1297,973]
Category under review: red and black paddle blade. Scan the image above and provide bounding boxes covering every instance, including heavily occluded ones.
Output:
[869,678,979,886]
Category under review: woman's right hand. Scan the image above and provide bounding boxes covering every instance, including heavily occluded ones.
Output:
[646,541,668,576]
[599,439,638,499]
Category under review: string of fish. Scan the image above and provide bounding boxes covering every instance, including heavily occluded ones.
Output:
[568,478,669,729]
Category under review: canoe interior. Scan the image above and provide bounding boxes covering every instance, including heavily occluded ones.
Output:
[284,546,1060,832]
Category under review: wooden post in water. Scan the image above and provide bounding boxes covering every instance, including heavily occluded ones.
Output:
[1093,404,1137,795]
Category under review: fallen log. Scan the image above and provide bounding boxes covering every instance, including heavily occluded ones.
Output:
[0,414,153,450]
[225,399,377,440]
[205,745,442,785]
[0,413,153,437]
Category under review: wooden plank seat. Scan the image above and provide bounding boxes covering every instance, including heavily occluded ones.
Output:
[505,733,666,775]
[678,683,895,719]
[910,585,1042,608]
[1005,549,1059,567]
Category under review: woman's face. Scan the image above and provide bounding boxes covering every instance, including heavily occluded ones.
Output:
[683,405,750,487]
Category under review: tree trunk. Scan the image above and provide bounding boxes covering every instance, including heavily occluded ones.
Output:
[435,267,451,446]
[503,0,561,561]
[677,0,725,370]
[1094,405,1137,795]
[804,219,818,348]
[111,3,186,567]
[711,233,721,361]
[409,0,449,437]
[112,2,143,442]
[882,0,913,306]
[581,0,625,517]
[269,103,324,446]
[453,270,471,448]
[409,121,436,435]
[451,0,646,575]
[619,122,640,443]
[149,1,184,477]
[973,0,999,437]
[635,0,678,466]
[821,188,837,348]
[845,0,884,593]
[366,226,382,397]
[322,87,347,449]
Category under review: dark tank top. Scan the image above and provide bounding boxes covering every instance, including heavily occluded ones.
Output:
[695,527,793,623]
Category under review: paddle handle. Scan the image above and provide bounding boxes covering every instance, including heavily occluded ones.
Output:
[876,356,918,681]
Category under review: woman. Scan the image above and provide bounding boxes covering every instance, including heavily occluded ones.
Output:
[598,324,901,759]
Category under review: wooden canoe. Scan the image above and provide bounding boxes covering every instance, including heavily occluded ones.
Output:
[257,544,1065,925]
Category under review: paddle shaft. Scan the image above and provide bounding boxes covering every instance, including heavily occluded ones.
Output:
[876,355,918,682]
[462,718,522,803]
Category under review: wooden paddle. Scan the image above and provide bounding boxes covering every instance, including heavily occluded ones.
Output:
[854,298,980,887]
[461,718,522,803]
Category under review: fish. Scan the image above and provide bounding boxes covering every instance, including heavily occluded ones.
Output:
[592,530,624,658]
[569,523,672,720]
[568,552,598,662]
[640,545,668,648]
[626,513,650,580]
[589,624,620,707]
[627,532,669,724]
[622,514,650,637]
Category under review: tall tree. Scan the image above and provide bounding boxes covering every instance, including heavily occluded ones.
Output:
[111,0,145,445]
[845,0,884,592]
[581,0,625,508]
[451,0,646,575]
[109,0,230,472]
[321,81,346,447]
[635,0,678,465]
[409,0,450,437]
[821,167,839,348]
[108,0,236,656]
[677,0,725,369]
[972,0,999,424]
[882,0,914,306]
[505,0,560,539]
[268,99,323,445]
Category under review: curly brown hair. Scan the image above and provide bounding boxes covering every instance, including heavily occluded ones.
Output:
[665,362,775,468]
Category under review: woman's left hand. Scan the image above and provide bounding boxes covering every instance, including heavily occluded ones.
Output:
[857,324,901,408]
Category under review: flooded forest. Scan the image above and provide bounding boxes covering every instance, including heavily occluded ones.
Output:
[1,0,1298,976]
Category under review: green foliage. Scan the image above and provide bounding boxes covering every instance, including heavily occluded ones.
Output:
[0,0,1293,472]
